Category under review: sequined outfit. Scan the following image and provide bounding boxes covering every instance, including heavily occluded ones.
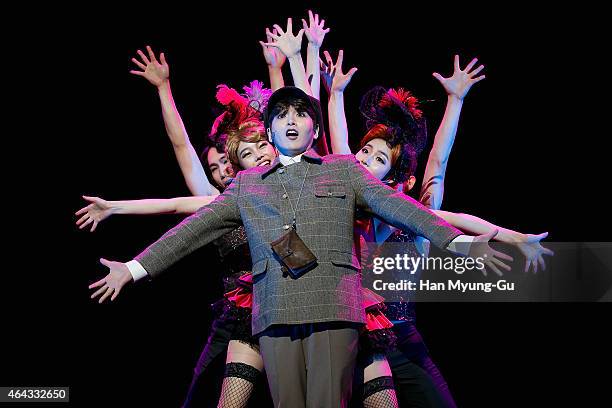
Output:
[212,227,259,346]
[356,218,458,408]
[182,227,271,407]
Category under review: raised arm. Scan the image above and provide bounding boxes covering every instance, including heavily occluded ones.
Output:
[263,18,313,96]
[75,195,216,232]
[302,10,329,100]
[259,28,286,91]
[420,55,485,210]
[433,210,554,273]
[323,50,358,155]
[130,46,219,197]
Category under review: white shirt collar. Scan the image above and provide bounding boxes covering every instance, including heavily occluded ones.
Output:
[278,153,304,166]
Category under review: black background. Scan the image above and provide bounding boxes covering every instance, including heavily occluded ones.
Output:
[5,2,611,407]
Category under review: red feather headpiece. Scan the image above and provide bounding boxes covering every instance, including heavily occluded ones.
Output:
[210,84,259,138]
[380,88,423,120]
[215,84,249,109]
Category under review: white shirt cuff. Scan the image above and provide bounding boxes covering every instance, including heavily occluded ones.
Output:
[446,235,475,256]
[126,260,149,282]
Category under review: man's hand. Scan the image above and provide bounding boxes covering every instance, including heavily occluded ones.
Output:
[130,45,170,88]
[433,55,485,100]
[262,18,304,59]
[517,232,555,273]
[321,50,358,94]
[89,259,133,303]
[75,196,114,232]
[302,10,329,48]
[469,230,515,277]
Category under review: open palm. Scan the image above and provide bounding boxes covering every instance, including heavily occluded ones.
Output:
[89,259,132,303]
[130,45,169,88]
[433,55,485,100]
[75,196,113,232]
[260,27,287,68]
[302,10,329,47]
[263,18,304,59]
[517,232,555,273]
[321,50,358,93]
[469,230,514,277]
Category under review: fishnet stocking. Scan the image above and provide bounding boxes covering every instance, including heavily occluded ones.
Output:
[363,376,399,408]
[217,362,260,408]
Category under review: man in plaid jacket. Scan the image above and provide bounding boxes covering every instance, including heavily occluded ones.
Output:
[90,87,480,407]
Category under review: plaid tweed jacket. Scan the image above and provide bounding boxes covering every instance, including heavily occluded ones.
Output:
[135,149,462,334]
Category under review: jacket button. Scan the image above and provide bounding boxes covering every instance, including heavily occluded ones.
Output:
[328,191,332,196]
[278,168,285,174]
[283,224,290,230]
[282,193,288,199]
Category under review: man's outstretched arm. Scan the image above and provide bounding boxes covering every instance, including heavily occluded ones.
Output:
[89,176,242,303]
[348,157,463,250]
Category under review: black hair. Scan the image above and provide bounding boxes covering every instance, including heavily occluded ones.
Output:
[267,97,320,132]
[200,133,228,191]
[359,86,428,183]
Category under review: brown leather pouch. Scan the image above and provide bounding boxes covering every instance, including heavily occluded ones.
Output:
[270,228,318,279]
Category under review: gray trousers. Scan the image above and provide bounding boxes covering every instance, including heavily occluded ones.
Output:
[258,322,360,408]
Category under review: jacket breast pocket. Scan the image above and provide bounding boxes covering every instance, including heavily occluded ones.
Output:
[251,258,269,277]
[314,182,346,198]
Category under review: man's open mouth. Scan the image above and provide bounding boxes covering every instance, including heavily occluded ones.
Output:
[285,129,299,139]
